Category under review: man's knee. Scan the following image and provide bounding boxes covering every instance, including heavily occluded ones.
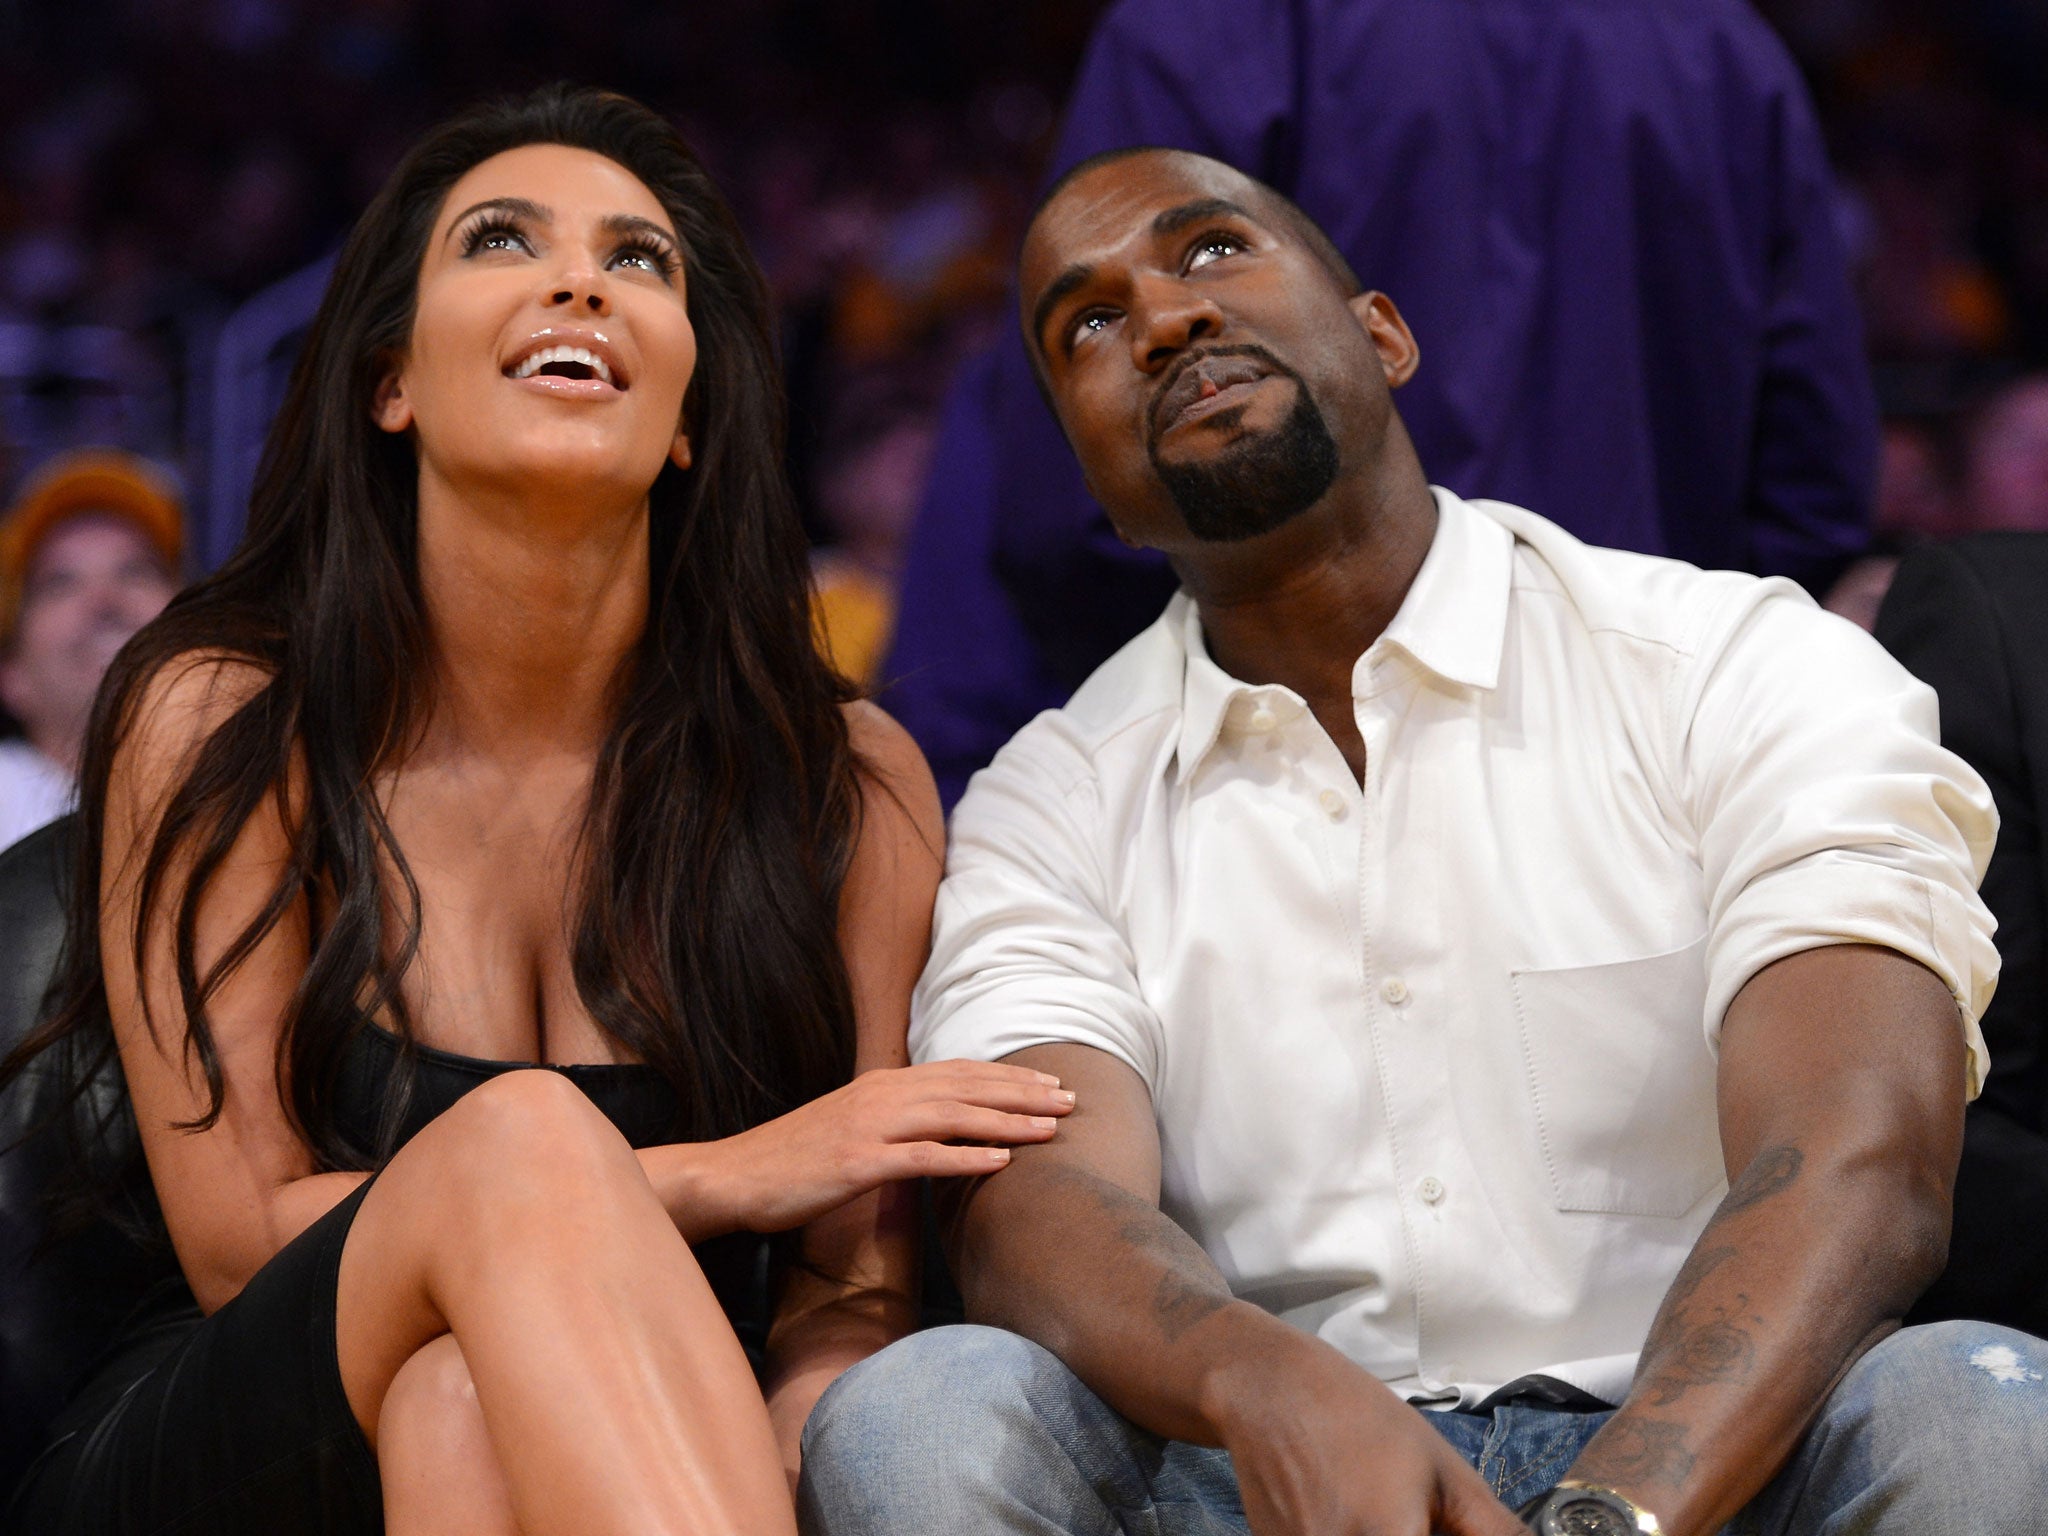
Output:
[1796,1322,2048,1523]
[1836,1320,2048,1423]
[804,1324,1063,1458]
[799,1325,1118,1534]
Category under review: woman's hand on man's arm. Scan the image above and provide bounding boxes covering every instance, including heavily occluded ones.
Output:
[640,1059,1074,1242]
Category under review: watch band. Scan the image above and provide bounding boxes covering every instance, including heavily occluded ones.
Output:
[1519,1482,1665,1536]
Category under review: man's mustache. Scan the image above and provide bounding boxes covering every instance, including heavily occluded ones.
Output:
[1147,344,1293,452]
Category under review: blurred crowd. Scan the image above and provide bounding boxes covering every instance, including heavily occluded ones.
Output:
[0,0,1110,680]
[1758,0,2048,618]
[3,0,2048,814]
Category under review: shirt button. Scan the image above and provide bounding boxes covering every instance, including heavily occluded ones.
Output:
[1248,706,1278,732]
[1381,976,1410,1006]
[1417,1176,1446,1205]
[1317,788,1346,818]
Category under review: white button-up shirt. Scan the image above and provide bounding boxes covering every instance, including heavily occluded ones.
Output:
[912,489,1997,1407]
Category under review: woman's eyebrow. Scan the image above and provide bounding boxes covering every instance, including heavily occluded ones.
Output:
[601,212,679,246]
[445,195,550,243]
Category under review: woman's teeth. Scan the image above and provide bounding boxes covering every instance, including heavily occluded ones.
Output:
[510,345,613,384]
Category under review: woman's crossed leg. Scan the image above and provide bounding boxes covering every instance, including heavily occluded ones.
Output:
[335,1068,788,1536]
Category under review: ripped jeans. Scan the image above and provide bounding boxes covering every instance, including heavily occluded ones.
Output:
[798,1321,2048,1534]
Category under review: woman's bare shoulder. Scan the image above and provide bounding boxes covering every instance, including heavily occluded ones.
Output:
[841,699,942,854]
[110,649,280,816]
[126,649,273,742]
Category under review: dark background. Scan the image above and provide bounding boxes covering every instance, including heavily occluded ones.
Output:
[1,0,2044,565]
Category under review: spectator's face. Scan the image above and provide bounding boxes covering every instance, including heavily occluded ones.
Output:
[1020,152,1416,554]
[1877,423,1959,540]
[0,514,177,755]
[375,143,698,518]
[1966,379,2048,531]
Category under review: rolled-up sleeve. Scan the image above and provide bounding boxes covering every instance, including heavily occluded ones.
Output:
[1678,581,1999,1094]
[911,725,1165,1089]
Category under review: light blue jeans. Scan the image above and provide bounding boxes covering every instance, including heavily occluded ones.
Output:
[798,1321,2048,1534]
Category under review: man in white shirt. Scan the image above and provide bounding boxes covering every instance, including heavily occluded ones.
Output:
[798,149,2046,1535]
[0,451,182,851]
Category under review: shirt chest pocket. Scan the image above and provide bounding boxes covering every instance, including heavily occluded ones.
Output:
[1510,935,1724,1218]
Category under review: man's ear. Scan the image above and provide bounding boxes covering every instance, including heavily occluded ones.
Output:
[1349,291,1421,390]
[371,362,413,434]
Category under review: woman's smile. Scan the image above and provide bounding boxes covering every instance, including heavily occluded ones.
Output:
[502,325,631,397]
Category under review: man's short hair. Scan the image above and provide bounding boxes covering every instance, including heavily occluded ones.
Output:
[1020,147,1365,403]
[1037,148,1364,300]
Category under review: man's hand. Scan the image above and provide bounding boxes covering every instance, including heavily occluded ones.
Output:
[946,1042,1523,1536]
[1203,1324,1525,1536]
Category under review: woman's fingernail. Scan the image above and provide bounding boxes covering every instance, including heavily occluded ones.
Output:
[1029,1116,1058,1130]
[1054,1090,1077,1106]
[1035,1073,1062,1086]
[987,1147,1012,1163]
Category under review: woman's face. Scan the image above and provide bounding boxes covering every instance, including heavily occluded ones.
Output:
[377,143,698,512]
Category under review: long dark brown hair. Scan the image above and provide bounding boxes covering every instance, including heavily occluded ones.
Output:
[5,84,863,1190]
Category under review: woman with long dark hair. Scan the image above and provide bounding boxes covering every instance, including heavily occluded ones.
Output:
[1,84,1072,1534]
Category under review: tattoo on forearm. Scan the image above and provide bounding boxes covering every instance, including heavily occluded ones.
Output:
[1661,1244,1735,1312]
[1720,1144,1803,1213]
[1153,1268,1232,1341]
[1644,1301,1757,1406]
[1036,1165,1236,1344]
[1576,1417,1698,1488]
[1114,1213,1233,1338]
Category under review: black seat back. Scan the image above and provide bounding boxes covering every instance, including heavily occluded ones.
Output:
[0,816,165,1491]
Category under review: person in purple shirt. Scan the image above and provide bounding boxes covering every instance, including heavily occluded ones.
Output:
[887,0,1879,805]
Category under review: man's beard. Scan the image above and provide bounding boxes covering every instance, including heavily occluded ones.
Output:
[1150,371,1341,544]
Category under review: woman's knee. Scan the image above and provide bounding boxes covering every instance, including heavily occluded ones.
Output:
[395,1068,640,1215]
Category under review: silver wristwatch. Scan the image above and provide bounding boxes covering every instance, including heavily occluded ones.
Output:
[1520,1483,1664,1536]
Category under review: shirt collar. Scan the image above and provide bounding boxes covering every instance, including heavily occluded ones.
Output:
[1171,488,1514,782]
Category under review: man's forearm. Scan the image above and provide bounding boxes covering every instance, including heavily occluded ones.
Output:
[948,1156,1319,1445]
[1572,1106,1952,1531]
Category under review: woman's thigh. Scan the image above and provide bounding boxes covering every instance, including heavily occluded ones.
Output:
[332,1066,727,1445]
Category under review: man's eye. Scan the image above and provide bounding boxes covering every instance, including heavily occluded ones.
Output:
[1187,233,1246,271]
[1070,310,1115,346]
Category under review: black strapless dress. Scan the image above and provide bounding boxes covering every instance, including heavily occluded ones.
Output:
[3,1026,776,1535]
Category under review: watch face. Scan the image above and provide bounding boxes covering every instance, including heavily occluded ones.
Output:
[1548,1493,1636,1536]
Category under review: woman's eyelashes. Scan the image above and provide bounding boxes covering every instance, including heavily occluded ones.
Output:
[457,215,680,281]
[611,236,680,281]
[459,213,534,258]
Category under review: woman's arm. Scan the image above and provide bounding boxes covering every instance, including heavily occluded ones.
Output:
[102,655,366,1314]
[761,702,948,1483]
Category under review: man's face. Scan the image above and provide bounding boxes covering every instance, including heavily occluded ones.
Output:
[1020,152,1417,553]
[1,514,177,752]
